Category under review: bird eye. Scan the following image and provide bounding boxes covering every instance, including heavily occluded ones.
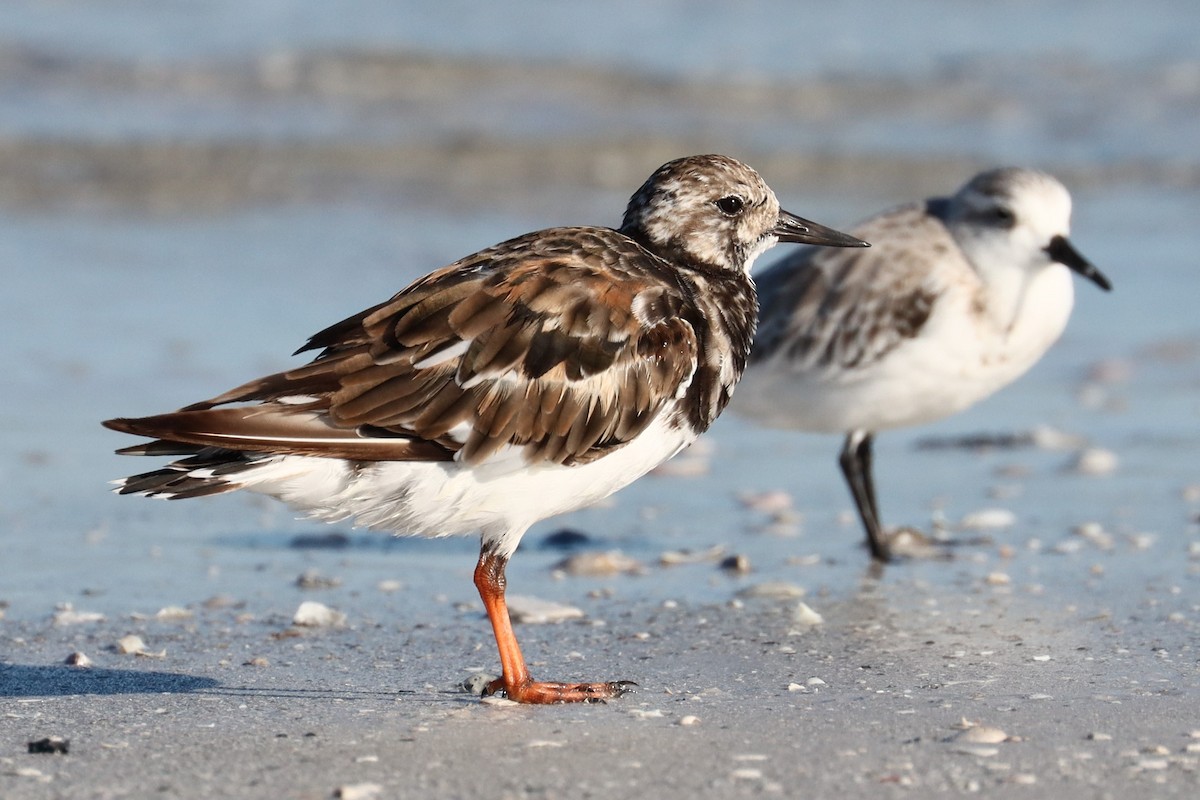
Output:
[990,206,1016,227]
[715,195,745,216]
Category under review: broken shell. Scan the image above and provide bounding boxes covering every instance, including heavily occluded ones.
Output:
[736,582,806,599]
[1067,448,1118,476]
[791,602,824,627]
[154,605,193,620]
[505,595,584,624]
[292,601,346,627]
[955,725,1008,744]
[959,508,1017,530]
[115,635,147,654]
[554,550,644,577]
[334,783,383,800]
[53,605,105,626]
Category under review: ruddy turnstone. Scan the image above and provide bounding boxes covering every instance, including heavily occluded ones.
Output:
[104,154,867,703]
[736,167,1111,562]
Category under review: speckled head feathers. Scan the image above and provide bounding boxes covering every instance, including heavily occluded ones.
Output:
[619,154,787,275]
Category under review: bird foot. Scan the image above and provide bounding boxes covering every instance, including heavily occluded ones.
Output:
[874,526,989,562]
[482,677,637,704]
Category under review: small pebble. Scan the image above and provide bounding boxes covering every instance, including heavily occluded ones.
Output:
[1031,425,1087,450]
[292,601,346,627]
[295,570,341,590]
[462,673,498,696]
[115,635,147,655]
[1128,532,1156,551]
[718,554,752,574]
[791,602,824,627]
[678,715,700,726]
[334,783,383,800]
[1087,732,1113,741]
[959,508,1017,530]
[659,545,726,566]
[1068,448,1118,476]
[64,651,93,667]
[121,636,166,658]
[243,657,270,667]
[27,736,69,755]
[376,579,404,593]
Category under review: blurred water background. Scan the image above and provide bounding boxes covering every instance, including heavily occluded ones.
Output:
[1,1,1198,627]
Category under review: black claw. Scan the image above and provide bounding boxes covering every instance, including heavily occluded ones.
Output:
[581,681,638,703]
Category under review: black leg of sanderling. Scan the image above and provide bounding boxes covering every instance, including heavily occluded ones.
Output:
[840,431,891,562]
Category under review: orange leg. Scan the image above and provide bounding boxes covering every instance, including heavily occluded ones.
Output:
[473,546,634,704]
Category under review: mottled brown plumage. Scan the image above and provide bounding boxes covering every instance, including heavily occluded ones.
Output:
[104,154,866,703]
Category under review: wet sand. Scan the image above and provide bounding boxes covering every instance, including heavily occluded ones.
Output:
[4,531,1199,798]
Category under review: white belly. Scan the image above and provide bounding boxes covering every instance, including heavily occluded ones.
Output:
[226,412,696,558]
[737,268,1075,434]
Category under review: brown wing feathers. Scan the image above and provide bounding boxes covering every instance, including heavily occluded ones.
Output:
[105,229,700,468]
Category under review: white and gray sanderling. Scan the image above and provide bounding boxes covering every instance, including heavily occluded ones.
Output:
[103,153,866,703]
[736,167,1111,561]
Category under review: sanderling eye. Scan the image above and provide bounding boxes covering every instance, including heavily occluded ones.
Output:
[989,206,1016,227]
[715,195,745,216]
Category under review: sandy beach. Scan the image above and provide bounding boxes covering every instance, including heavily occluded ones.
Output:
[2,2,1200,797]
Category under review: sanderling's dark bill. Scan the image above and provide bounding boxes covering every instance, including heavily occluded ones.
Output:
[737,167,1110,562]
[105,154,863,703]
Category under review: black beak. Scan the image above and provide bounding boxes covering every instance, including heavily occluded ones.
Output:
[773,209,870,248]
[1045,235,1111,291]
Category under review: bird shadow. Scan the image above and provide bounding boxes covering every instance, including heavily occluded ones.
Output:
[1,663,483,705]
[0,662,220,698]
